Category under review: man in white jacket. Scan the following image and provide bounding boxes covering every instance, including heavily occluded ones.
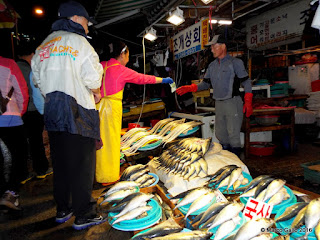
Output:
[31,1,104,230]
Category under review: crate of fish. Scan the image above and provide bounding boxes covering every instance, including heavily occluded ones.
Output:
[301,161,320,184]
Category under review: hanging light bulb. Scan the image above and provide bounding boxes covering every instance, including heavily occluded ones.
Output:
[201,0,214,4]
[167,7,185,26]
[144,27,157,41]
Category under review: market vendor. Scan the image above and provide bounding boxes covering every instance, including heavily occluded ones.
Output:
[176,35,253,157]
[96,41,173,185]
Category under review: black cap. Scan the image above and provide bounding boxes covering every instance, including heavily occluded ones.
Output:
[58,1,97,26]
[205,34,228,47]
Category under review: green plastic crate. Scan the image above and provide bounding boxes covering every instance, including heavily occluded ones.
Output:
[300,161,320,184]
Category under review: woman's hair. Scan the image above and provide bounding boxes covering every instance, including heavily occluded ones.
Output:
[110,41,129,59]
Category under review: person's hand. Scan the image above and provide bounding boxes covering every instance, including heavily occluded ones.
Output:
[93,92,101,104]
[243,92,253,117]
[162,77,174,84]
[176,84,198,96]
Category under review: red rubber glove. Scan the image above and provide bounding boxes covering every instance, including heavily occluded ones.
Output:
[243,92,253,117]
[176,84,198,96]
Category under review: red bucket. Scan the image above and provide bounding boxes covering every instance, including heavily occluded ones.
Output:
[128,123,140,130]
[249,142,276,156]
[150,119,160,127]
[311,80,320,92]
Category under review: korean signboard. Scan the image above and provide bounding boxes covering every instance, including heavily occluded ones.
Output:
[243,197,273,221]
[171,19,209,60]
[246,0,311,50]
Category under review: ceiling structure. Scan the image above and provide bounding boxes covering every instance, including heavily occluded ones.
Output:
[93,0,294,53]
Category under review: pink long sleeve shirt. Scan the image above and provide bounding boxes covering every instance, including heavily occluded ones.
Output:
[100,58,156,97]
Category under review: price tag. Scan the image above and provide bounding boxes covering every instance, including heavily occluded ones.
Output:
[215,189,228,202]
[243,197,273,221]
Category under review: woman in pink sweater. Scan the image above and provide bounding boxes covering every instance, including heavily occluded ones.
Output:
[96,41,173,185]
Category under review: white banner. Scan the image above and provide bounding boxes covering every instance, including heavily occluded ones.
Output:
[171,19,208,60]
[246,0,312,50]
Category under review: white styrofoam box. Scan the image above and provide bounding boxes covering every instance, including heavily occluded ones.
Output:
[294,108,316,124]
[240,131,272,147]
[289,63,319,94]
[169,111,219,142]
[169,111,272,146]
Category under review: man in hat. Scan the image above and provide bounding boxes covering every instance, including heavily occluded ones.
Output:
[176,35,253,157]
[31,1,104,230]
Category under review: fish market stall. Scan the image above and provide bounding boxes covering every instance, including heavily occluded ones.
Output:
[107,119,320,240]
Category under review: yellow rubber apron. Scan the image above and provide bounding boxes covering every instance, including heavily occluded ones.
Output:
[96,63,123,183]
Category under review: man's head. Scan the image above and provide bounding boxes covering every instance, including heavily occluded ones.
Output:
[206,35,228,59]
[17,41,35,64]
[58,1,96,34]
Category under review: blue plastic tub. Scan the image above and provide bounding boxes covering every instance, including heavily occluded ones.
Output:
[108,198,162,231]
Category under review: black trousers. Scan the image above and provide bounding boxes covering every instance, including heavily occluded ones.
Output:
[22,111,48,174]
[48,131,96,217]
[0,125,29,193]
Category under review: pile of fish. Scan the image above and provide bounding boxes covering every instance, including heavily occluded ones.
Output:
[148,118,178,134]
[120,118,203,154]
[98,181,155,226]
[224,218,275,240]
[208,165,250,193]
[171,187,217,219]
[99,181,140,206]
[238,175,290,206]
[191,200,244,240]
[151,137,211,181]
[120,164,157,188]
[162,121,204,144]
[275,197,320,239]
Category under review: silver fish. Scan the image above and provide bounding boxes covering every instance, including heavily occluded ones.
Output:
[197,201,230,228]
[140,178,155,188]
[268,187,288,206]
[100,187,139,205]
[174,188,210,209]
[120,164,147,180]
[114,193,153,218]
[208,202,244,230]
[290,205,307,231]
[214,216,241,240]
[296,197,320,240]
[129,168,150,181]
[262,179,286,202]
[275,202,308,222]
[185,191,216,219]
[226,167,242,191]
[237,175,271,193]
[103,181,139,197]
[131,217,182,240]
[233,218,274,240]
[112,205,152,225]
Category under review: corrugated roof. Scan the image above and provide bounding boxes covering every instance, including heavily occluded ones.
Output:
[95,0,162,22]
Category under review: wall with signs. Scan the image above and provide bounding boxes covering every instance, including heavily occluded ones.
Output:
[171,19,208,60]
[246,0,311,50]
